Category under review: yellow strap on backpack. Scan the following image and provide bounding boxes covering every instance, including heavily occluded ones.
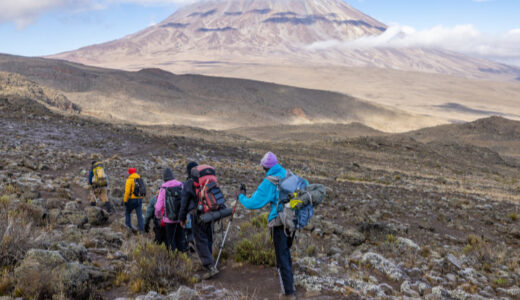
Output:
[289,199,303,210]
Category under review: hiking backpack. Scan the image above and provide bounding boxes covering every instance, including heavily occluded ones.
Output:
[164,186,182,221]
[195,165,226,213]
[133,178,147,197]
[92,162,108,188]
[268,171,325,231]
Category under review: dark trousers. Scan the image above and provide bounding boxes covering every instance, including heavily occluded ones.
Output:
[273,226,295,295]
[125,198,144,231]
[153,218,166,245]
[165,223,187,253]
[193,215,214,267]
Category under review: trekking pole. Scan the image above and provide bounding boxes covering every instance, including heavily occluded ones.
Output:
[214,192,240,270]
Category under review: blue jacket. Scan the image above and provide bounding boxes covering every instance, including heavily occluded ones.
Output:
[238,164,287,222]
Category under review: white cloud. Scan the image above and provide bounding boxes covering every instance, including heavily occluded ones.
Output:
[307,24,520,67]
[0,0,195,29]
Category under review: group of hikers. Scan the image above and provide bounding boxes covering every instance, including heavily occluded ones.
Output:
[88,152,326,299]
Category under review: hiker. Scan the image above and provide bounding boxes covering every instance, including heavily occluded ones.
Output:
[88,160,113,213]
[179,161,218,278]
[154,168,187,253]
[144,191,166,245]
[238,152,297,299]
[124,167,145,232]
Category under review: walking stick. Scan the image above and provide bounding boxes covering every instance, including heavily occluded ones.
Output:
[214,192,240,270]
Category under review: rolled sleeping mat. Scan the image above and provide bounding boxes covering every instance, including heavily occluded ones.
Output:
[298,184,326,207]
[199,207,233,223]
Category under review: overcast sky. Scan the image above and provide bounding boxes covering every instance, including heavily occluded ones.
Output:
[0,0,519,66]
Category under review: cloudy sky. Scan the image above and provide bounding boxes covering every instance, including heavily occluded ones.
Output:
[0,0,519,66]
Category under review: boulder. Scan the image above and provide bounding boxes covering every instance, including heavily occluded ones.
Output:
[64,201,79,211]
[361,252,406,281]
[168,286,198,300]
[341,228,366,246]
[397,237,420,251]
[55,242,87,262]
[56,262,90,298]
[85,206,109,226]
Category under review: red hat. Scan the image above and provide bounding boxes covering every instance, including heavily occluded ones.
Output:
[128,168,136,175]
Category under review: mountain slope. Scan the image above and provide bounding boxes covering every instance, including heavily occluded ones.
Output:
[51,0,518,80]
[0,54,436,131]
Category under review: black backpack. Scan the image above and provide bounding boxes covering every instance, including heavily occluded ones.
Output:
[133,178,147,197]
[165,186,182,221]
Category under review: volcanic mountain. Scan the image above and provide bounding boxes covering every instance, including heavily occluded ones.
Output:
[49,0,520,126]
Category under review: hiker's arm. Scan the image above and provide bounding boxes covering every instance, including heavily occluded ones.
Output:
[238,179,273,210]
[155,189,165,219]
[88,170,93,185]
[144,197,155,221]
[179,186,192,222]
[123,178,132,203]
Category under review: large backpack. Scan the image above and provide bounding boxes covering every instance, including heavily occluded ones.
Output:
[268,171,325,231]
[92,162,108,188]
[194,165,226,213]
[164,186,182,221]
[133,178,147,197]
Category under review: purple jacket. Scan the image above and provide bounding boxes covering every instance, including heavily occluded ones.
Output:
[155,179,183,224]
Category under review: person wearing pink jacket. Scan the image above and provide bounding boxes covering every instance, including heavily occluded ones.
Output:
[155,168,186,252]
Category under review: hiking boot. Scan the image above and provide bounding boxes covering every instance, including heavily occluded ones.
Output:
[279,293,296,300]
[103,202,114,214]
[201,265,219,280]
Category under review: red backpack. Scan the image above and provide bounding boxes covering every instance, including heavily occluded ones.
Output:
[194,165,226,213]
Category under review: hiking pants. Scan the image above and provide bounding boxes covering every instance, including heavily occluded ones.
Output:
[90,186,108,204]
[273,226,295,295]
[193,215,214,267]
[153,218,166,245]
[165,223,187,253]
[125,198,144,231]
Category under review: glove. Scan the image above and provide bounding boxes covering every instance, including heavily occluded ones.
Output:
[240,184,247,195]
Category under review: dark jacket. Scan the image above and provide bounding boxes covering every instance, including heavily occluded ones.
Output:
[178,178,197,222]
[88,169,94,185]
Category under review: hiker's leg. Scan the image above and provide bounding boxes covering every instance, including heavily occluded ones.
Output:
[273,226,295,295]
[89,188,97,206]
[125,200,133,228]
[193,219,214,267]
[175,224,187,252]
[136,199,144,232]
[99,187,109,203]
[165,222,176,252]
[207,222,214,255]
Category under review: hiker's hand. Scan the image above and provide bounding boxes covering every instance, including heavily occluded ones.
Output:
[180,221,186,228]
[240,184,246,195]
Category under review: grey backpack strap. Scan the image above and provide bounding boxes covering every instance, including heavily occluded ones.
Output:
[266,176,280,186]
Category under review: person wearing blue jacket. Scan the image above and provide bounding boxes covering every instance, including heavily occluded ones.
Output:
[238,152,296,299]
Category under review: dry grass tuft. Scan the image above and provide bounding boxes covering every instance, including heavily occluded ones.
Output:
[125,237,195,294]
[234,213,276,266]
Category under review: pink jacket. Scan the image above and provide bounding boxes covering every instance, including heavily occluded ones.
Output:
[155,179,183,224]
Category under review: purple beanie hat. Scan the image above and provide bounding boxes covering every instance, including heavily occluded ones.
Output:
[261,152,278,169]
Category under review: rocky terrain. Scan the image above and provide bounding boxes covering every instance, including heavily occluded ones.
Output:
[1,89,520,299]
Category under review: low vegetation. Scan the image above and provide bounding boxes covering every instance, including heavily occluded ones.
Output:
[235,213,276,266]
[125,237,196,294]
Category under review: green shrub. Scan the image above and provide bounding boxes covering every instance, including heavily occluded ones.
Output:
[508,213,518,222]
[128,238,195,293]
[235,213,276,266]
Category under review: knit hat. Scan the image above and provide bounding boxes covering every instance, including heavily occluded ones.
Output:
[128,168,136,175]
[260,152,278,169]
[163,168,174,182]
[186,161,198,176]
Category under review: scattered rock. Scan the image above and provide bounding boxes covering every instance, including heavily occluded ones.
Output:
[361,252,406,281]
[85,206,109,226]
